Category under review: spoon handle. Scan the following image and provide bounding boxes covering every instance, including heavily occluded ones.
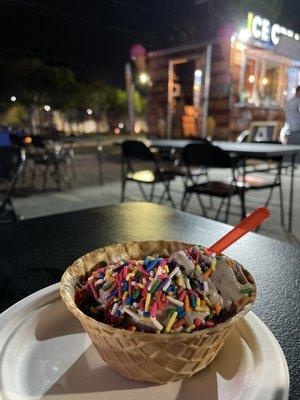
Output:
[208,207,270,255]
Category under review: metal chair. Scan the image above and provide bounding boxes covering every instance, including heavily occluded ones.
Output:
[0,147,26,222]
[29,135,72,191]
[121,140,176,206]
[180,141,245,222]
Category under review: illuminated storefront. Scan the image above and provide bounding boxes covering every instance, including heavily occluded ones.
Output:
[145,12,300,139]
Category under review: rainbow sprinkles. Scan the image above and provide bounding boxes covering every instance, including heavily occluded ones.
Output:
[75,245,254,334]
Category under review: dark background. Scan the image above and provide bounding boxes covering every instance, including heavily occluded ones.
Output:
[1,0,300,82]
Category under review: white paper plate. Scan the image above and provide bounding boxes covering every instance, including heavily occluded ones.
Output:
[0,283,289,400]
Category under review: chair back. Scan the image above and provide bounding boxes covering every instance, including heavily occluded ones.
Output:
[122,140,153,161]
[183,141,233,169]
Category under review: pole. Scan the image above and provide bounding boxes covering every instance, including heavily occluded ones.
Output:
[125,62,135,134]
[167,60,173,139]
[202,44,212,138]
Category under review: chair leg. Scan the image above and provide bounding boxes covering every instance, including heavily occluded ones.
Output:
[164,181,176,208]
[239,190,246,219]
[181,191,187,210]
[196,194,207,217]
[158,188,166,204]
[264,186,274,208]
[30,163,37,188]
[279,183,285,227]
[137,182,148,201]
[42,165,49,191]
[121,177,126,202]
[215,198,225,220]
[183,192,192,210]
[224,196,231,223]
[149,183,155,202]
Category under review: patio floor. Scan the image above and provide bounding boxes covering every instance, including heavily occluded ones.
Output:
[12,148,300,245]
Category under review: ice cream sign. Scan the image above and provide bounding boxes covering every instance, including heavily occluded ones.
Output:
[247,12,300,45]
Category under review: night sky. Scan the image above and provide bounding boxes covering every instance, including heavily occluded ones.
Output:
[0,0,300,83]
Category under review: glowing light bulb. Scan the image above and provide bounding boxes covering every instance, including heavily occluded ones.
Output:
[10,96,16,102]
[238,29,251,42]
[86,108,93,115]
[248,75,255,83]
[44,105,51,112]
[262,78,268,86]
[139,72,150,85]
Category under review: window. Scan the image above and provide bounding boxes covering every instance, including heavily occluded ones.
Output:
[239,56,287,108]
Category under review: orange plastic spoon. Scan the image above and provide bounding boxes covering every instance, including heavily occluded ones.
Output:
[208,207,270,255]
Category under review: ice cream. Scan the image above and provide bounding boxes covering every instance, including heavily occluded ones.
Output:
[74,245,254,334]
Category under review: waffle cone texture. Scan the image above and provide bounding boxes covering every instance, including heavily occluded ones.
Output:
[60,240,256,384]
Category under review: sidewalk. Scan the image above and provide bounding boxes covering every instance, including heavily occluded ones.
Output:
[13,151,300,245]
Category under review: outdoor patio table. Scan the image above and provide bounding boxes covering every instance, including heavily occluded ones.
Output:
[0,202,299,398]
[148,139,300,232]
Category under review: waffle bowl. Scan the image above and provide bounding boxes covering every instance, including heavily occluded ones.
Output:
[60,240,256,384]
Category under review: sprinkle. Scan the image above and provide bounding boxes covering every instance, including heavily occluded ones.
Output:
[204,295,213,307]
[195,264,201,273]
[178,289,186,302]
[202,269,212,280]
[137,283,145,289]
[185,277,191,290]
[150,301,158,317]
[122,291,128,303]
[203,281,209,293]
[210,259,217,271]
[142,277,147,285]
[138,264,150,276]
[186,324,196,333]
[94,278,104,286]
[146,258,160,272]
[165,311,178,333]
[168,266,180,280]
[206,321,215,327]
[125,295,133,305]
[139,298,145,311]
[177,306,185,318]
[126,272,135,281]
[177,275,186,288]
[145,292,152,312]
[150,317,163,331]
[194,318,202,327]
[123,307,140,321]
[156,291,164,310]
[149,279,161,294]
[102,282,113,291]
[166,295,184,307]
[111,302,119,316]
[143,311,150,317]
[162,279,171,292]
[184,295,190,312]
[215,301,221,315]
[189,293,196,309]
[88,282,99,299]
[133,289,140,299]
[173,318,186,329]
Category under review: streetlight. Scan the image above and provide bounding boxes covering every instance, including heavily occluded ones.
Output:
[44,105,51,112]
[86,108,93,115]
[10,96,16,102]
[138,72,150,85]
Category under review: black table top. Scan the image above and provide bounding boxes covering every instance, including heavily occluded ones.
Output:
[0,202,299,398]
[150,139,300,157]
